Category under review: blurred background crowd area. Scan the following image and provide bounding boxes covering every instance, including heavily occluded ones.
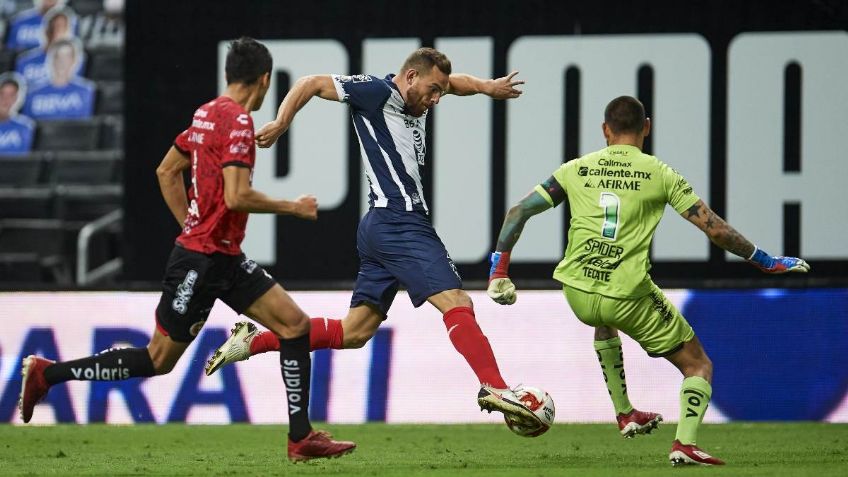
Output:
[0,0,124,287]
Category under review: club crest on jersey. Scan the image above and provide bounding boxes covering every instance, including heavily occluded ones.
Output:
[413,129,426,165]
[240,258,258,274]
[189,319,207,337]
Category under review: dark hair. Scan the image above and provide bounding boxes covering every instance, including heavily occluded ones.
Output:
[0,78,20,90]
[400,47,452,76]
[604,96,646,134]
[225,37,272,85]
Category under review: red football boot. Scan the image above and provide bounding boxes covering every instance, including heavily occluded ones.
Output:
[669,440,726,466]
[18,355,54,423]
[287,430,356,462]
[616,408,663,438]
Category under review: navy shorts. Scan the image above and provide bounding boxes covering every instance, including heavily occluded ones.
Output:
[155,245,276,342]
[350,208,462,316]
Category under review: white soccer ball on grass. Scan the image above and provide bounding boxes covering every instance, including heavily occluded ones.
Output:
[504,385,555,437]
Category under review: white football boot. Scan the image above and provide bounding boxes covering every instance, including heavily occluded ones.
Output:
[205,321,258,376]
[477,385,543,427]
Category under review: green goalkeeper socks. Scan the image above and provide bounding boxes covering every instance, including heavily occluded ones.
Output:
[594,337,633,415]
[675,376,712,445]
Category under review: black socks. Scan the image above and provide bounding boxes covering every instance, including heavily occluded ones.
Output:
[44,348,156,385]
[279,334,312,442]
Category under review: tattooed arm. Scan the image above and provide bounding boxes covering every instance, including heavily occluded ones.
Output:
[496,190,554,252]
[681,200,755,259]
[681,199,810,273]
[488,186,558,305]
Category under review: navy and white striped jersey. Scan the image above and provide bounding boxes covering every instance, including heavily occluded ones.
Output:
[332,74,429,214]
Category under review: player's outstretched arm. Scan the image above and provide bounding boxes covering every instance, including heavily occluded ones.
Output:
[156,146,191,227]
[488,189,554,305]
[222,165,318,220]
[255,75,339,148]
[447,71,524,99]
[681,199,810,274]
[496,190,553,253]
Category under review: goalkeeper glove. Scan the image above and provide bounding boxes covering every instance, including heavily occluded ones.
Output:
[747,246,811,274]
[487,251,516,305]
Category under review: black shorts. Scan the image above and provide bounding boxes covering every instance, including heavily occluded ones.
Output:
[155,245,276,343]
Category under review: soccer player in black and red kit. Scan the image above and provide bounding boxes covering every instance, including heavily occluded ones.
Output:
[17,37,355,462]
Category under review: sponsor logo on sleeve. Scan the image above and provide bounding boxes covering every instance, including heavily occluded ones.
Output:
[229,142,251,155]
[229,129,253,139]
[336,74,372,84]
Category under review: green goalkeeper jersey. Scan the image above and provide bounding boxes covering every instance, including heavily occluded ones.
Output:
[535,144,699,298]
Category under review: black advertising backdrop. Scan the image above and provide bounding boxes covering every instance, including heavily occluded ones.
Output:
[124,0,847,287]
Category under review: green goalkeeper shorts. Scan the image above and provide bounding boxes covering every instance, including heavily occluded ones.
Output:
[563,282,695,357]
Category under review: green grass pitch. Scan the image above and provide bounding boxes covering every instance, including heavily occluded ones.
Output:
[1,423,846,476]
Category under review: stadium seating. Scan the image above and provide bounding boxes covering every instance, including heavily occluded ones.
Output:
[0,186,54,219]
[0,49,14,73]
[0,218,70,283]
[49,151,121,185]
[0,154,44,185]
[0,2,124,284]
[98,115,123,149]
[55,184,122,221]
[87,46,122,81]
[35,120,101,151]
[95,80,123,114]
[71,0,108,17]
[0,252,41,282]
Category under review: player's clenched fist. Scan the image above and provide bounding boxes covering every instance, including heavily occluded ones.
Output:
[255,121,285,148]
[293,194,318,220]
[487,251,516,305]
[487,278,517,305]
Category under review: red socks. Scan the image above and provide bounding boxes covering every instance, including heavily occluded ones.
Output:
[249,311,510,390]
[249,330,281,354]
[249,317,345,355]
[308,317,344,350]
[443,307,508,389]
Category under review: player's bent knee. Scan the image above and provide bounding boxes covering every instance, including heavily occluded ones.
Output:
[344,327,378,349]
[442,289,474,309]
[288,311,310,334]
[264,310,310,338]
[344,333,372,349]
[151,356,176,376]
[681,357,713,382]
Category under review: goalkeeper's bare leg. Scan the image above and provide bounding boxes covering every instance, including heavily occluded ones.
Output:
[593,325,663,438]
[665,337,724,466]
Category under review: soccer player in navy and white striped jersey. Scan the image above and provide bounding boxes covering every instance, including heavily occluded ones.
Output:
[206,48,545,427]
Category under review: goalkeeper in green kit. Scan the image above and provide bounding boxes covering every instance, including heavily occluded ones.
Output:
[488,96,809,466]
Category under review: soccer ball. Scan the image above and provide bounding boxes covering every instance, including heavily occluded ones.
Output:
[504,385,555,437]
